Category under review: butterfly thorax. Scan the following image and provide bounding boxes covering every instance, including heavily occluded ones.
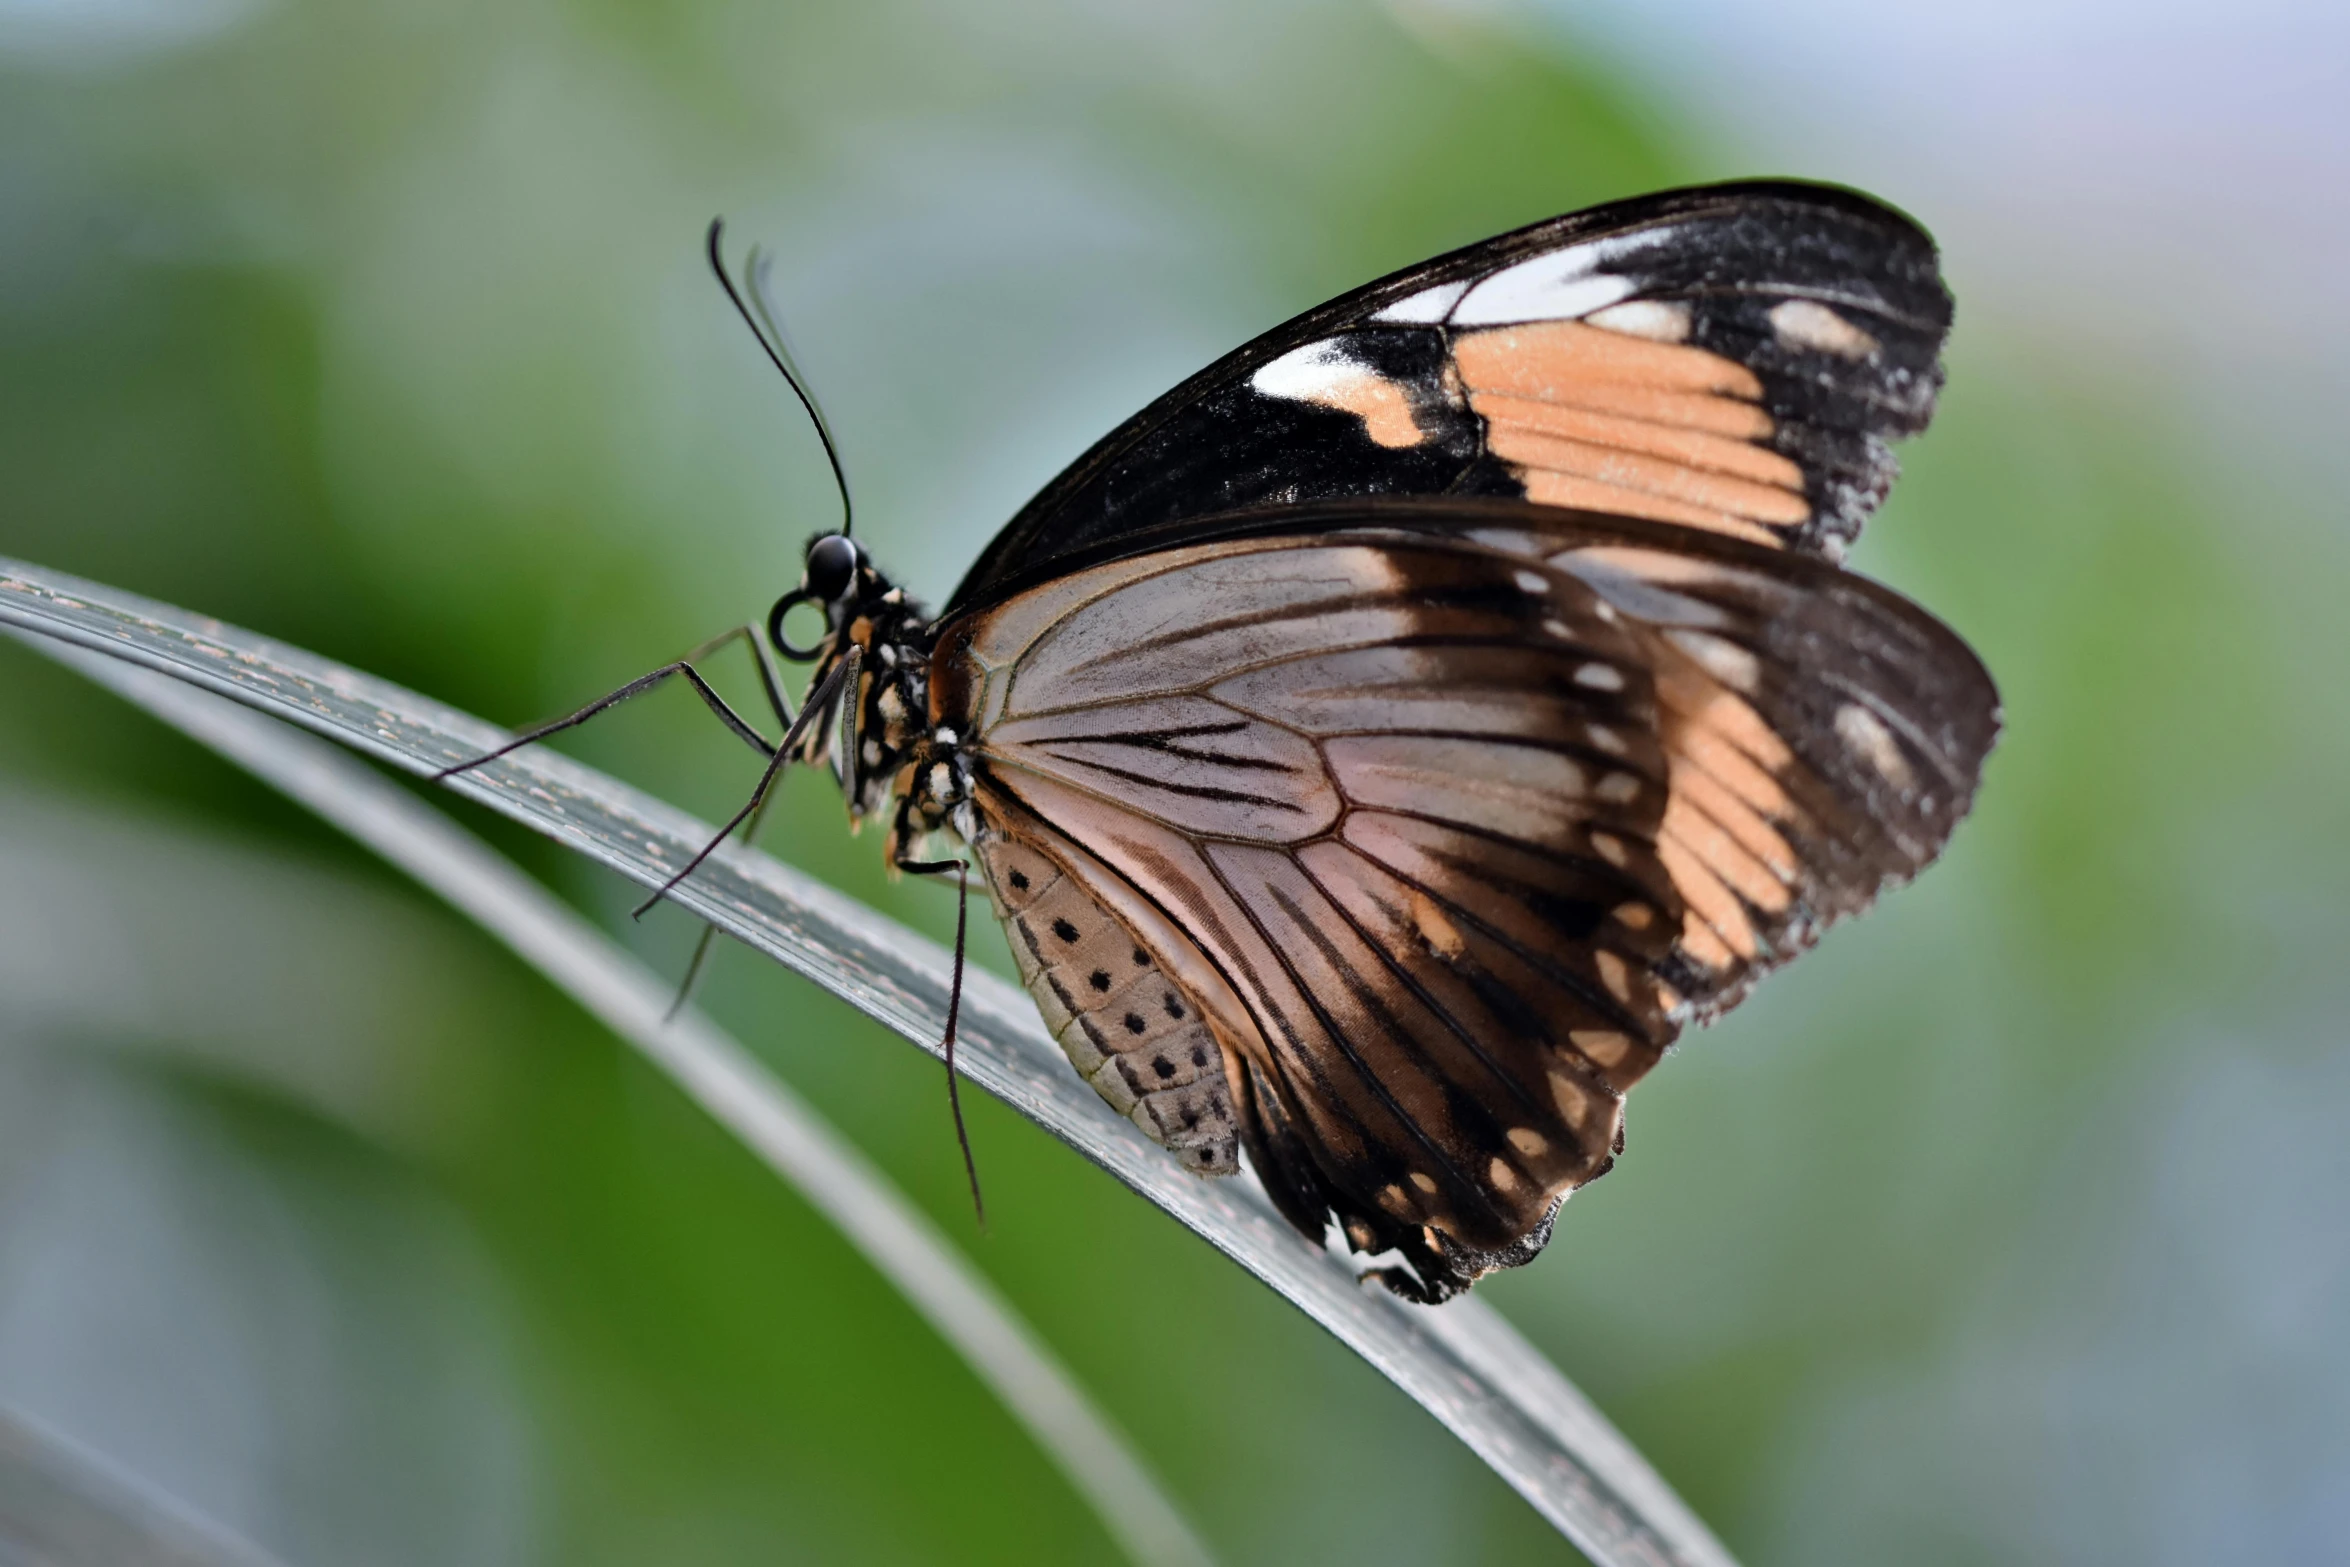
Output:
[797,551,976,862]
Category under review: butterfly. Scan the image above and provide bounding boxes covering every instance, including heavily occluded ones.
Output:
[446,180,2000,1303]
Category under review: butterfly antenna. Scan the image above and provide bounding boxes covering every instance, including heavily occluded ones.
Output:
[942,859,986,1229]
[705,217,854,538]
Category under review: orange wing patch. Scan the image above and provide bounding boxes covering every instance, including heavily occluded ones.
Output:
[1655,660,1805,972]
[1455,321,1810,547]
[1308,370,1426,450]
[1250,341,1431,450]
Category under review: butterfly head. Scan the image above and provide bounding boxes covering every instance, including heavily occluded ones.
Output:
[770,532,943,831]
[768,532,872,661]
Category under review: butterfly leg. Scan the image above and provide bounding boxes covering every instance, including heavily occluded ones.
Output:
[664,626,802,1020]
[628,647,858,924]
[434,625,786,784]
[698,620,798,735]
[433,625,810,1020]
[897,852,984,1227]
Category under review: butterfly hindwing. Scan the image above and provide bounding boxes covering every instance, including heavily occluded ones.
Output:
[950,180,1951,615]
[936,501,1996,1297]
[947,533,1678,1296]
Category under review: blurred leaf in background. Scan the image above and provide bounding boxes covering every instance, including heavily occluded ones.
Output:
[2,0,2343,1563]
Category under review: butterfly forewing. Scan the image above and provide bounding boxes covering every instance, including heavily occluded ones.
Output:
[950,181,1951,615]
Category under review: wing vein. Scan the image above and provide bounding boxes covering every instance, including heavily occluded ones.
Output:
[1025,750,1310,807]
[1256,877,1515,1230]
[1361,840,1654,1038]
[1293,850,1552,1125]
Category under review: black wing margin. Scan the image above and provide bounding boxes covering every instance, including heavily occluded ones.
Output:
[950,180,1952,614]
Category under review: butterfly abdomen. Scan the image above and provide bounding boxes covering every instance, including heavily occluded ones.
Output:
[975,833,1240,1176]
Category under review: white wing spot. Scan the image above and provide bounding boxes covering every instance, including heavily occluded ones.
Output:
[1586,723,1626,755]
[1574,662,1625,691]
[1370,279,1470,323]
[1513,568,1549,595]
[1252,340,1366,402]
[1595,771,1641,805]
[1451,234,1648,325]
[1835,702,1915,789]
[1585,298,1691,342]
[1770,299,1880,358]
[1665,629,1762,693]
[1540,617,1577,640]
[1409,1171,1440,1195]
[1506,1127,1549,1156]
[1589,831,1628,867]
[1489,1157,1523,1194]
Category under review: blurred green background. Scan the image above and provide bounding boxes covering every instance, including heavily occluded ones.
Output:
[3,0,2345,1562]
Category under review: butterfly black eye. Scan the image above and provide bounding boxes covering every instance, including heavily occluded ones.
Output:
[805,533,858,601]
